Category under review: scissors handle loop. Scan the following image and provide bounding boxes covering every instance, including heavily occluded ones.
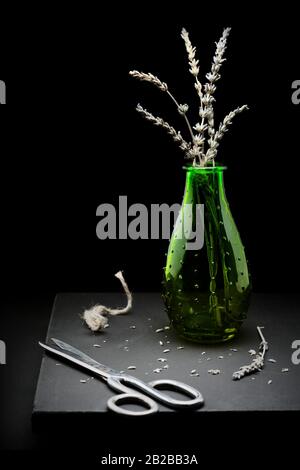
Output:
[107,391,159,416]
[148,378,204,408]
[106,375,204,416]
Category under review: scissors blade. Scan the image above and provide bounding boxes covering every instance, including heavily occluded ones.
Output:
[39,338,119,378]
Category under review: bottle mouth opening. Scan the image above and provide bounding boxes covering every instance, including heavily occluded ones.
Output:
[183,165,227,173]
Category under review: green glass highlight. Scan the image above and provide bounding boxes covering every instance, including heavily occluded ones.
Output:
[162,166,251,343]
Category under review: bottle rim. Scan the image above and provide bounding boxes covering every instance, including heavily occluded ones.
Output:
[183,165,227,173]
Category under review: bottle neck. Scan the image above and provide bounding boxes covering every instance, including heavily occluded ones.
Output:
[185,169,225,193]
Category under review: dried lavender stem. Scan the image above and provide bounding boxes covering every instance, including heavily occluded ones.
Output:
[257,326,265,342]
[166,90,195,141]
[204,28,231,139]
[131,28,249,167]
[180,27,206,163]
[257,326,268,356]
[129,70,195,143]
[204,105,248,164]
[232,326,268,380]
[136,104,191,154]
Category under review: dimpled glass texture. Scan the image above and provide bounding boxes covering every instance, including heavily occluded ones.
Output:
[162,166,251,343]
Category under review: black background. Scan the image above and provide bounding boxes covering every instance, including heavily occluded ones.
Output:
[1,5,299,297]
[0,2,299,460]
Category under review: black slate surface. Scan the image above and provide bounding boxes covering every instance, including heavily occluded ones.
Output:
[33,293,300,421]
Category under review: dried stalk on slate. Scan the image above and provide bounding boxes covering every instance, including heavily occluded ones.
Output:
[232,326,268,380]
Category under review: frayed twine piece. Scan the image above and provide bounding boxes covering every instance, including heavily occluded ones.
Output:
[82,271,132,332]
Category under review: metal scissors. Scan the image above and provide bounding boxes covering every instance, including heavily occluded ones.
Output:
[39,338,204,416]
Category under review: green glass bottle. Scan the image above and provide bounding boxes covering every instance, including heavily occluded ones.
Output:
[162,165,251,343]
